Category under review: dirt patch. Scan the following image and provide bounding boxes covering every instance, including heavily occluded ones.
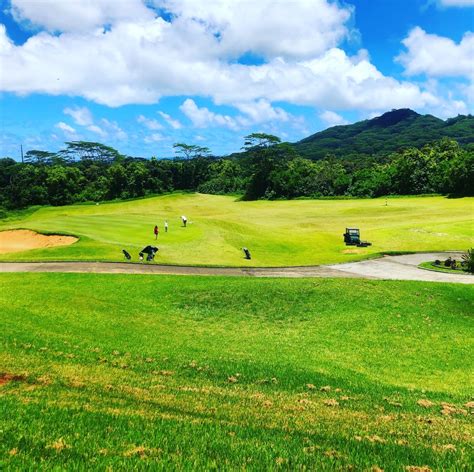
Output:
[0,373,26,386]
[0,230,77,254]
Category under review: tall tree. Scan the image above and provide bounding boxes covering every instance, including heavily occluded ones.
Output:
[59,141,121,163]
[242,133,281,151]
[24,150,57,165]
[242,134,298,200]
[173,143,211,159]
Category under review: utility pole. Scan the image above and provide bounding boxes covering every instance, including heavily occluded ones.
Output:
[20,144,24,163]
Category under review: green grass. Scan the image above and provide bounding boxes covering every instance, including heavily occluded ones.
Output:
[419,261,471,275]
[0,274,473,470]
[1,193,473,266]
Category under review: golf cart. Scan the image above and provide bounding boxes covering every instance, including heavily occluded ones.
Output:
[343,228,371,247]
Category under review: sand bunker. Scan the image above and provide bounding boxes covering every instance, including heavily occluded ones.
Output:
[0,230,78,254]
[342,249,364,254]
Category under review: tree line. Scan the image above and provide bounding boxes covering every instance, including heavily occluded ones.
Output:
[0,135,472,211]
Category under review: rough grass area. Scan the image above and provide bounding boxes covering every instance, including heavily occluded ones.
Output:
[0,193,473,266]
[0,274,473,470]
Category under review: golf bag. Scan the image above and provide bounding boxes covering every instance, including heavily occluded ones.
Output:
[140,245,159,262]
[122,249,131,260]
[242,247,251,260]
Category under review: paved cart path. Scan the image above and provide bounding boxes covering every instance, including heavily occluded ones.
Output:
[0,252,472,284]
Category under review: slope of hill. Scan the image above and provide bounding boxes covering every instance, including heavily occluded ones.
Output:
[294,109,474,160]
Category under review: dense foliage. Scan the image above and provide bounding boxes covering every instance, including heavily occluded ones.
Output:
[462,248,474,274]
[0,115,472,210]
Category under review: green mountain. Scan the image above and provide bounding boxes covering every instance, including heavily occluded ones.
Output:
[294,109,474,160]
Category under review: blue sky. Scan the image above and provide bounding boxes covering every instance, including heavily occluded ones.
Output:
[0,0,472,159]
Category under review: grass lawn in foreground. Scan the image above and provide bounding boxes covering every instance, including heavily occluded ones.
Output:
[0,193,473,266]
[0,273,473,470]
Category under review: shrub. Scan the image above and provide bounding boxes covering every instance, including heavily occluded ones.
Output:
[461,248,474,273]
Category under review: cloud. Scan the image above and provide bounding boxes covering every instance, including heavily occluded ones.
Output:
[102,119,127,140]
[10,0,154,32]
[397,27,474,78]
[180,99,239,129]
[234,100,290,124]
[158,111,182,129]
[144,133,166,143]
[438,0,474,6]
[55,121,75,133]
[55,121,78,139]
[461,82,474,104]
[137,114,163,130]
[319,110,349,126]
[155,0,353,60]
[416,79,469,117]
[180,98,304,131]
[0,2,457,116]
[62,106,127,140]
[86,124,107,137]
[63,105,107,137]
[64,106,94,126]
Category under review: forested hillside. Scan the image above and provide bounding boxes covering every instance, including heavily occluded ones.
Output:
[294,109,474,160]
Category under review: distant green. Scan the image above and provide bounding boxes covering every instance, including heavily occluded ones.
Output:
[1,193,472,266]
[0,274,472,470]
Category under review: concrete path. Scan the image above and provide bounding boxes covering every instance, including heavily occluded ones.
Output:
[326,252,473,284]
[0,252,472,284]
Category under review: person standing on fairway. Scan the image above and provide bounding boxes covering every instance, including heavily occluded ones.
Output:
[181,215,187,227]
[164,220,168,233]
[154,225,159,239]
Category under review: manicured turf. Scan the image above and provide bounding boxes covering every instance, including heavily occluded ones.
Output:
[0,274,473,470]
[1,193,473,266]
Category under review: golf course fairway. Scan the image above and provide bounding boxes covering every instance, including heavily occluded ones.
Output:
[0,193,472,266]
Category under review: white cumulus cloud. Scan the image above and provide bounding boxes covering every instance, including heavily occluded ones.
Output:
[158,111,182,129]
[144,133,166,143]
[397,27,474,78]
[180,99,239,130]
[234,100,290,124]
[0,1,461,116]
[319,110,349,126]
[86,124,107,138]
[10,0,154,32]
[137,114,163,130]
[101,119,127,140]
[62,106,127,140]
[155,0,353,60]
[64,106,94,126]
[55,121,78,139]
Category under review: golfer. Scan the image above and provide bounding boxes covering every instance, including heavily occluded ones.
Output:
[181,215,187,227]
[154,225,159,239]
[164,220,168,233]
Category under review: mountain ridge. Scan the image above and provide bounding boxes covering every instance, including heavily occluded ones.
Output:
[293,108,474,160]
